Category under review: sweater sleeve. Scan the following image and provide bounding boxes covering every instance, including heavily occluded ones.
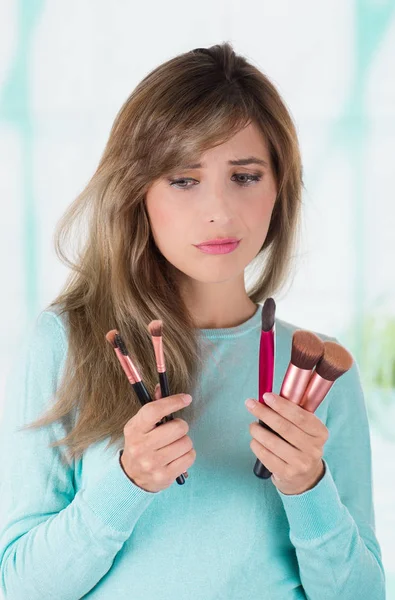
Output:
[276,351,386,600]
[0,311,160,600]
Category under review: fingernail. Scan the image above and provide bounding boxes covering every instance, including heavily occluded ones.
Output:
[263,393,275,405]
[183,394,192,404]
[245,399,256,410]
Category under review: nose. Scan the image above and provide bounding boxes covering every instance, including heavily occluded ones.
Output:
[202,184,235,224]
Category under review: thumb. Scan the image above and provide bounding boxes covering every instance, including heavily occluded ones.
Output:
[154,383,162,400]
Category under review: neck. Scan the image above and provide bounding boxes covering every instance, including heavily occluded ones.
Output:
[179,276,259,329]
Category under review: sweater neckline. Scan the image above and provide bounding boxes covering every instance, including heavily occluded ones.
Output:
[197,303,262,339]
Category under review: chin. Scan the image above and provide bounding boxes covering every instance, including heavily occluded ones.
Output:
[182,264,247,284]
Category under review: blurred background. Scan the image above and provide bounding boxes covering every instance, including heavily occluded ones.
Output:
[0,0,394,597]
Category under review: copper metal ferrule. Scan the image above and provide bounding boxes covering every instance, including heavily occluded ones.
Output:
[114,347,136,384]
[123,354,143,383]
[300,372,334,412]
[280,362,314,405]
[151,335,166,373]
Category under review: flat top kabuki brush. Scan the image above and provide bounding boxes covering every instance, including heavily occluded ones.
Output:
[280,331,325,404]
[300,341,354,413]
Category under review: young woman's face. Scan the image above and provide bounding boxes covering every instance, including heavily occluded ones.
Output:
[144,121,278,284]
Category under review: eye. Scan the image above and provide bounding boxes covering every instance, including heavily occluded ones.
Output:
[167,178,195,190]
[232,173,262,186]
[167,173,262,190]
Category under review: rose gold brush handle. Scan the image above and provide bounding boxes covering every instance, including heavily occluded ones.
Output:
[300,373,334,412]
[280,363,314,404]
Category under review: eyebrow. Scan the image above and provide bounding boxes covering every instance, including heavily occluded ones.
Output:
[180,156,269,169]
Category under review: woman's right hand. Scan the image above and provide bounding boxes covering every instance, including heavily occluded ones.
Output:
[120,385,196,493]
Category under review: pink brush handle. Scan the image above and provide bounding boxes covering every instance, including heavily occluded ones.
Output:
[255,327,276,479]
[258,328,275,403]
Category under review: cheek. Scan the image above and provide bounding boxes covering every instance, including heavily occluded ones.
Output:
[151,206,173,228]
[148,204,189,253]
[242,194,276,254]
[148,203,174,240]
[246,194,275,231]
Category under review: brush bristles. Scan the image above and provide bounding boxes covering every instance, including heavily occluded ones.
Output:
[148,320,163,338]
[115,333,129,356]
[261,298,276,331]
[315,341,354,381]
[291,331,325,369]
[105,330,119,348]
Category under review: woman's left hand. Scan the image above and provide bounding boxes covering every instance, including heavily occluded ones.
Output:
[246,392,329,495]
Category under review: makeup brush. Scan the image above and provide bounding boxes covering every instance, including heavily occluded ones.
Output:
[148,319,188,480]
[300,340,354,412]
[106,329,186,486]
[280,331,325,404]
[254,298,276,479]
[106,330,156,406]
[147,321,172,421]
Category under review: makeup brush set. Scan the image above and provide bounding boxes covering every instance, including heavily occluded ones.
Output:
[106,323,188,485]
[255,298,353,479]
[106,298,353,485]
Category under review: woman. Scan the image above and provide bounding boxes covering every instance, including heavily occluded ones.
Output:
[0,42,385,599]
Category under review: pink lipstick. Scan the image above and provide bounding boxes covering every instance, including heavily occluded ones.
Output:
[194,237,241,255]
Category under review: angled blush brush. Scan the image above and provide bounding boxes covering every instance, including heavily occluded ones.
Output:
[148,319,188,482]
[300,340,354,412]
[106,329,186,486]
[254,298,276,479]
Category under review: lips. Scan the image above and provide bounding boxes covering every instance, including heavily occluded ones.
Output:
[194,240,241,255]
[195,237,240,247]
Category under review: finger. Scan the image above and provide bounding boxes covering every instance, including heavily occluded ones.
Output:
[250,421,304,464]
[138,393,192,433]
[154,434,193,465]
[247,402,310,450]
[147,417,189,450]
[250,438,288,478]
[257,393,323,437]
[165,449,196,481]
[154,383,162,400]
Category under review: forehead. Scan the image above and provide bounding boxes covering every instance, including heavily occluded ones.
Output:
[180,123,270,169]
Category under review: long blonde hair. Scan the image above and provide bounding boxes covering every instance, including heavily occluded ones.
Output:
[21,42,304,462]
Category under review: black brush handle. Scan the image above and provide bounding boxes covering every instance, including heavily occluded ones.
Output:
[158,372,186,486]
[132,380,151,406]
[253,420,285,479]
[159,371,171,397]
[159,371,172,423]
[132,380,167,425]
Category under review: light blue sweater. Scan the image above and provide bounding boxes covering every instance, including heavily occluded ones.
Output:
[0,306,385,599]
